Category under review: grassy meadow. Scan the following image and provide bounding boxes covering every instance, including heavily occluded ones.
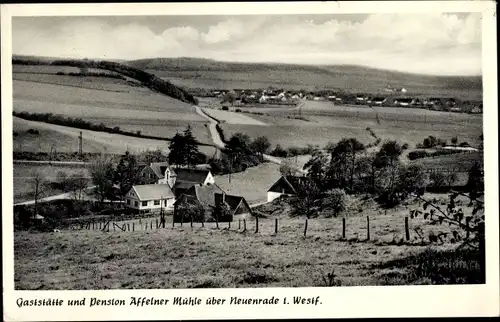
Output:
[14,192,482,290]
[219,101,483,150]
[12,70,212,147]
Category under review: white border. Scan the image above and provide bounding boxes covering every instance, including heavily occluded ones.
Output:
[2,2,499,320]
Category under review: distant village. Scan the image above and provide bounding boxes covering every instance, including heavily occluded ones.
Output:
[190,85,483,114]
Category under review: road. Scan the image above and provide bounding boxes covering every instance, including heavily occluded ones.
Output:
[14,186,96,206]
[194,105,306,174]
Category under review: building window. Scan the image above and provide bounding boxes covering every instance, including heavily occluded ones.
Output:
[126,199,130,205]
[134,201,139,207]
[142,201,148,207]
[154,200,160,206]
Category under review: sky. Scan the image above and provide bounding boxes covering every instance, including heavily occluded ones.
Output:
[12,13,482,75]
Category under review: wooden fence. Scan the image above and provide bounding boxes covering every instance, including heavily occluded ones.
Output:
[77,213,432,244]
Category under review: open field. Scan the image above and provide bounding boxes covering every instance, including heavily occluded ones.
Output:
[13,164,90,203]
[13,75,212,145]
[13,117,219,157]
[202,108,268,126]
[14,191,480,290]
[221,101,483,149]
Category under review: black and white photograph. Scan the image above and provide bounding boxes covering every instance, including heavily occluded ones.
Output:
[2,1,499,320]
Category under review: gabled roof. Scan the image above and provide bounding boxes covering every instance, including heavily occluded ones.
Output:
[267,175,309,194]
[187,183,225,207]
[174,168,211,184]
[148,161,171,179]
[131,184,174,200]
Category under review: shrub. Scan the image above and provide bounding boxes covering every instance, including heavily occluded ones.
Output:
[323,189,347,217]
[136,130,141,136]
[459,142,471,147]
[27,129,39,135]
[222,106,229,111]
[402,143,409,150]
[235,109,242,112]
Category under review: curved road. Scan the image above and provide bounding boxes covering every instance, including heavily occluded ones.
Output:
[194,105,306,174]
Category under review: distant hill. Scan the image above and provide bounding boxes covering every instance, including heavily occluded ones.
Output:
[127,57,482,100]
[12,55,197,105]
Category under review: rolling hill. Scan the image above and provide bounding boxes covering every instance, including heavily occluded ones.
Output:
[127,57,482,101]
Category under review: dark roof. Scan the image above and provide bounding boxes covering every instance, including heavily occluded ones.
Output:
[149,162,170,179]
[174,168,210,184]
[175,184,250,215]
[190,183,224,207]
[267,175,309,194]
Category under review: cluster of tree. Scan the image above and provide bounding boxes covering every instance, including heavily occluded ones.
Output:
[296,139,427,208]
[168,126,207,167]
[416,135,448,149]
[55,71,127,80]
[270,144,318,158]
[13,151,118,162]
[407,149,470,161]
[208,133,270,175]
[49,59,198,105]
[174,199,233,223]
[13,111,212,147]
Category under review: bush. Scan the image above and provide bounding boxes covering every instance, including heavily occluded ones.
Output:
[323,189,347,217]
[222,106,229,111]
[235,109,242,112]
[136,130,142,135]
[27,129,39,135]
[459,142,470,147]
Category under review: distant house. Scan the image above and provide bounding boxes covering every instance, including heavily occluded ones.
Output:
[125,184,175,214]
[372,97,386,105]
[393,98,413,107]
[139,161,175,186]
[470,105,483,114]
[355,95,365,102]
[267,175,309,202]
[174,183,252,222]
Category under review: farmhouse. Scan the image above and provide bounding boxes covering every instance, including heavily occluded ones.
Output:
[267,175,309,202]
[137,162,215,197]
[171,168,215,197]
[125,184,175,214]
[174,183,252,221]
[393,98,413,107]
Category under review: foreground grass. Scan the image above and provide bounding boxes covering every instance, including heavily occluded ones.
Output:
[14,200,481,290]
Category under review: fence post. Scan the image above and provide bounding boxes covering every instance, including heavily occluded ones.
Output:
[384,209,387,216]
[122,224,126,231]
[139,218,142,225]
[128,223,131,231]
[191,216,193,229]
[216,216,219,229]
[238,219,241,230]
[405,217,410,241]
[304,218,308,237]
[156,219,158,229]
[243,219,247,232]
[275,218,278,235]
[201,218,204,228]
[150,221,153,230]
[113,222,115,232]
[99,222,102,230]
[228,220,231,230]
[366,216,370,241]
[181,214,184,227]
[342,217,346,239]
[133,223,135,231]
[172,216,175,228]
[255,216,259,233]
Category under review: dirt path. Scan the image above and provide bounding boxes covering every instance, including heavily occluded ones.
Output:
[14,186,96,206]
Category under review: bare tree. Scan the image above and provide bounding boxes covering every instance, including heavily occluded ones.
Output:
[89,154,115,205]
[65,172,90,217]
[29,171,47,220]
